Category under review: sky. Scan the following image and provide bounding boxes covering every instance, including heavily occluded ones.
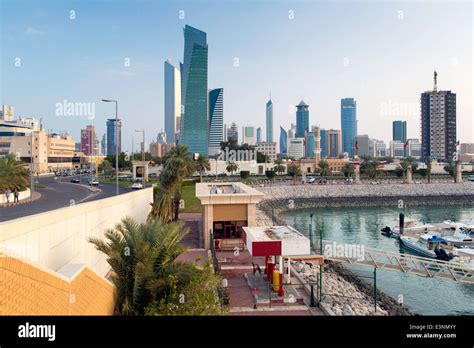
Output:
[1,0,473,152]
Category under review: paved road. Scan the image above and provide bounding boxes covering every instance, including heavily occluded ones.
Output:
[0,175,134,222]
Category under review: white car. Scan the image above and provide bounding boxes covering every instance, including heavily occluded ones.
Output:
[306,177,316,184]
[131,182,143,189]
[88,178,99,186]
[468,175,474,182]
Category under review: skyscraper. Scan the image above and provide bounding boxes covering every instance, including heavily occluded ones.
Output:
[208,88,224,155]
[320,129,327,158]
[296,100,309,138]
[305,131,315,158]
[80,125,95,156]
[354,135,370,157]
[227,122,238,142]
[327,129,342,158]
[256,127,262,143]
[392,121,407,142]
[279,126,288,155]
[341,98,357,155]
[266,98,273,142]
[180,25,208,155]
[242,126,256,145]
[421,71,456,161]
[106,118,121,155]
[164,59,181,144]
[101,134,106,156]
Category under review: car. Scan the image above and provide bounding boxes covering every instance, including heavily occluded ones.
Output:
[131,182,143,189]
[306,177,316,184]
[70,178,80,183]
[88,178,99,186]
[468,175,474,182]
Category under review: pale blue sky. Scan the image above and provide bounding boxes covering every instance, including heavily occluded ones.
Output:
[1,0,472,151]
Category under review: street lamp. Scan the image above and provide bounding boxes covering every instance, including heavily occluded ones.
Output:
[135,129,146,187]
[102,99,119,195]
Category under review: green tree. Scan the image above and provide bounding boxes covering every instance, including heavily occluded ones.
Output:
[0,154,29,192]
[399,157,418,179]
[417,168,428,178]
[256,151,268,163]
[444,160,456,178]
[272,159,286,175]
[342,163,354,178]
[88,218,187,316]
[106,152,131,170]
[265,170,276,180]
[226,161,238,176]
[240,170,250,179]
[100,159,113,174]
[365,160,383,179]
[287,164,302,185]
[317,160,331,177]
[194,154,211,183]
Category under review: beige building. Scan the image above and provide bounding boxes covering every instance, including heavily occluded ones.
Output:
[256,141,277,160]
[150,141,175,158]
[195,183,264,250]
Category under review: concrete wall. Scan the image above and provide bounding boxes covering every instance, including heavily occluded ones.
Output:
[0,187,153,276]
[0,188,30,204]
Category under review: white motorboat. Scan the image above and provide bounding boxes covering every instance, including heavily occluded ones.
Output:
[381,217,436,239]
[399,234,448,258]
[451,247,474,270]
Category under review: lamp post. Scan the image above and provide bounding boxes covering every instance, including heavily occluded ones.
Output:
[135,129,146,187]
[102,99,119,195]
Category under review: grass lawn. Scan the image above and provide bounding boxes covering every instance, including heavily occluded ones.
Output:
[153,180,202,213]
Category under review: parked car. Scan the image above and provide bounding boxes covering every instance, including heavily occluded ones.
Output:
[468,175,474,182]
[70,178,80,183]
[88,178,99,186]
[306,176,316,184]
[131,182,143,189]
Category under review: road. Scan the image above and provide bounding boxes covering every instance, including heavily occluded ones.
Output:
[0,175,134,222]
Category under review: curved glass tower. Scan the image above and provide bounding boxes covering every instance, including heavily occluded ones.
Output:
[341,98,357,156]
[208,88,223,155]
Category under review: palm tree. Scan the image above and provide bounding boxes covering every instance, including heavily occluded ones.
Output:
[317,160,331,177]
[272,159,286,175]
[366,160,382,179]
[399,157,418,181]
[342,163,354,178]
[0,154,29,192]
[88,217,187,316]
[287,164,302,185]
[194,154,211,183]
[226,161,238,176]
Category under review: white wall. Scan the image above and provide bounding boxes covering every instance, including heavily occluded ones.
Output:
[0,188,153,276]
[0,188,30,204]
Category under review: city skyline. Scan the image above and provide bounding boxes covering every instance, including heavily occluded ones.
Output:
[1,0,473,152]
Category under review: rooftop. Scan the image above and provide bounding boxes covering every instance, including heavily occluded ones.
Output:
[244,225,308,242]
[195,182,264,205]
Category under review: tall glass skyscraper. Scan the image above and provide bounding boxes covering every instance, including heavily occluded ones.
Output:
[341,98,357,156]
[208,88,223,155]
[392,121,407,142]
[164,59,181,144]
[106,118,121,155]
[256,127,262,143]
[279,126,287,155]
[180,25,208,156]
[320,129,327,158]
[305,132,315,158]
[296,100,309,138]
[266,99,273,142]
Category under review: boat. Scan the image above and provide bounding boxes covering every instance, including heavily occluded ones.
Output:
[399,234,451,259]
[381,217,436,239]
[450,247,474,270]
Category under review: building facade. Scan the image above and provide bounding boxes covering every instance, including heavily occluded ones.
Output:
[80,125,96,156]
[305,131,315,158]
[256,127,262,143]
[180,25,208,156]
[164,59,181,144]
[392,121,407,142]
[320,128,327,158]
[279,126,287,155]
[369,139,387,158]
[354,134,370,157]
[288,138,305,159]
[242,126,256,145]
[341,98,357,156]
[208,88,224,156]
[106,118,121,156]
[296,100,309,138]
[390,140,405,158]
[227,122,238,142]
[327,129,342,158]
[256,142,277,161]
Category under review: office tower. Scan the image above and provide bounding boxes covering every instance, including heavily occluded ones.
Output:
[341,98,357,155]
[288,123,297,139]
[227,122,238,142]
[392,121,407,142]
[288,138,305,159]
[279,126,288,155]
[327,129,342,158]
[256,127,262,143]
[164,59,181,144]
[180,25,208,155]
[157,131,166,144]
[75,142,81,152]
[390,141,405,158]
[208,88,224,155]
[80,125,96,156]
[266,98,273,142]
[296,100,309,137]
[354,135,370,157]
[305,131,315,158]
[242,126,256,145]
[0,105,14,121]
[106,118,122,155]
[320,129,327,158]
[421,71,456,161]
[101,134,107,156]
[369,139,386,158]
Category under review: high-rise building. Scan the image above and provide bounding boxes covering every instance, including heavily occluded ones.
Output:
[305,131,315,158]
[288,138,305,159]
[266,98,273,142]
[287,123,297,139]
[369,139,386,158]
[320,129,327,158]
[256,127,262,143]
[227,122,238,142]
[392,121,407,142]
[327,129,342,158]
[101,134,107,156]
[180,25,208,156]
[164,59,181,144]
[157,131,166,144]
[296,100,309,138]
[80,125,96,156]
[421,71,456,161]
[242,126,256,145]
[106,118,121,155]
[354,135,370,157]
[279,126,288,155]
[208,88,224,156]
[341,98,357,155]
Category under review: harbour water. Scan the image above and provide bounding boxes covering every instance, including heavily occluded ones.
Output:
[281,205,474,315]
